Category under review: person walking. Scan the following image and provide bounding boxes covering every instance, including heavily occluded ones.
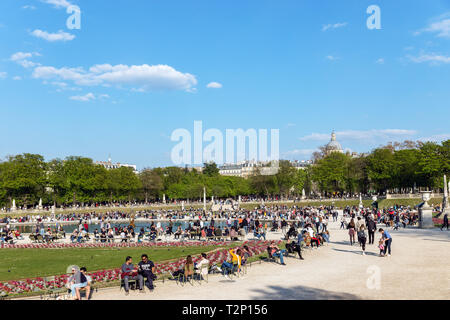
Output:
[367,217,377,244]
[357,225,367,255]
[340,215,347,229]
[441,213,449,231]
[347,218,356,245]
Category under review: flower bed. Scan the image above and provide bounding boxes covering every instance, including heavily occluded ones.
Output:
[0,240,279,297]
[1,241,229,250]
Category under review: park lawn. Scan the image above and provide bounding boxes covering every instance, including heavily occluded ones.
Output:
[0,245,228,282]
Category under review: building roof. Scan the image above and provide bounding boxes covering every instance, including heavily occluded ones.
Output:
[325,131,343,152]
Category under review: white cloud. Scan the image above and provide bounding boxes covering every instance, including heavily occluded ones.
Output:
[18,60,40,68]
[69,93,96,102]
[10,52,41,68]
[326,55,339,61]
[41,0,72,9]
[51,81,68,88]
[206,82,223,89]
[417,14,450,38]
[376,58,385,64]
[13,76,22,80]
[407,53,450,65]
[69,93,109,101]
[10,52,33,61]
[283,149,318,156]
[32,63,198,91]
[31,29,75,42]
[0,72,7,79]
[299,129,417,144]
[186,87,198,93]
[322,22,347,32]
[418,133,450,142]
[22,5,37,10]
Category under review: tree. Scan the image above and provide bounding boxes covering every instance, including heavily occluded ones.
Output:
[275,160,296,197]
[63,156,107,205]
[139,169,163,203]
[203,162,219,177]
[47,158,68,206]
[311,153,351,195]
[249,169,278,196]
[0,154,47,208]
[417,142,443,188]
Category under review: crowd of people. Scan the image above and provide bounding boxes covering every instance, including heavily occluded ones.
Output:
[340,207,396,256]
[11,201,446,300]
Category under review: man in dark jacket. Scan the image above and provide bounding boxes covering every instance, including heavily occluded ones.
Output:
[441,213,449,231]
[367,218,377,244]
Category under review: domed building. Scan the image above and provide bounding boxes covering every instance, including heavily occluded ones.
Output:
[325,131,344,155]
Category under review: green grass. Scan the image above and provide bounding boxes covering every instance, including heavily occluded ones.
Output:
[0,245,230,282]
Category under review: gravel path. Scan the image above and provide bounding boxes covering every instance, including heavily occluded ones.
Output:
[90,217,450,300]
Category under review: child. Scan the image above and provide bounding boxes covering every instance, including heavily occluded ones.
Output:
[378,238,385,257]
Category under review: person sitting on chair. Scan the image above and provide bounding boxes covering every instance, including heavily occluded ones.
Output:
[70,230,78,243]
[229,227,238,241]
[254,227,266,240]
[195,253,210,280]
[174,226,182,239]
[220,248,241,279]
[138,254,156,291]
[75,267,91,300]
[107,228,114,242]
[183,255,195,282]
[268,241,287,265]
[121,256,144,295]
[206,226,214,239]
[241,245,250,266]
[68,267,88,300]
[285,239,304,260]
[285,223,297,240]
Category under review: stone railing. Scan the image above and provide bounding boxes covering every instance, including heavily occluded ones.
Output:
[386,193,443,199]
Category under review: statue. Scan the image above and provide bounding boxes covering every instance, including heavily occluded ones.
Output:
[443,175,449,209]
[11,199,17,212]
[203,187,206,212]
[359,193,363,209]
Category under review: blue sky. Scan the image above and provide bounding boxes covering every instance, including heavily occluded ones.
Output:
[0,0,449,169]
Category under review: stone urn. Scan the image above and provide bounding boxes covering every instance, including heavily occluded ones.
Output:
[419,191,434,228]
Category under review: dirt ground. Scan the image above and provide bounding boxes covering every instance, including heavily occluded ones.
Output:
[89,217,450,300]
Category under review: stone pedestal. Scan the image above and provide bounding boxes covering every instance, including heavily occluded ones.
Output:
[419,207,435,229]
